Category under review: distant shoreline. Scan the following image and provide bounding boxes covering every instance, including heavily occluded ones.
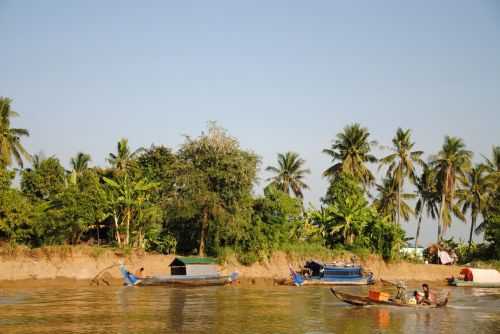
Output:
[0,246,463,284]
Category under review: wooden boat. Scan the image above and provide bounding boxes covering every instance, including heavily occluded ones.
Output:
[119,257,238,287]
[448,268,500,288]
[289,261,375,286]
[330,289,449,308]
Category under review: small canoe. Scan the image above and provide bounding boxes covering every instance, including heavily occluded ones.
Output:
[330,289,449,308]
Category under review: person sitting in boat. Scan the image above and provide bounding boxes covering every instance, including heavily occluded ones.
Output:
[421,283,435,305]
[394,281,407,304]
[413,290,423,304]
[135,267,145,279]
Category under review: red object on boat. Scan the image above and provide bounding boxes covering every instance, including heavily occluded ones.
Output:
[460,268,474,281]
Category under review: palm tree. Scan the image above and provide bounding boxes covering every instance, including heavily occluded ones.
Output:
[431,136,472,241]
[69,152,91,184]
[414,164,439,251]
[379,128,424,225]
[107,138,143,173]
[0,97,31,168]
[482,146,500,174]
[475,146,500,236]
[265,152,310,198]
[323,123,377,186]
[374,176,415,223]
[457,165,493,252]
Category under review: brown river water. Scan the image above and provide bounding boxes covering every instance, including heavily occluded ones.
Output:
[0,282,499,334]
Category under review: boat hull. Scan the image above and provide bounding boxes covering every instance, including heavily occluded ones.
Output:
[448,279,500,288]
[136,275,234,287]
[330,289,449,308]
[301,277,374,286]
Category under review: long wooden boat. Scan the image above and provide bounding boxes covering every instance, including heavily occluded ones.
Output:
[120,264,237,287]
[289,261,375,286]
[330,289,449,308]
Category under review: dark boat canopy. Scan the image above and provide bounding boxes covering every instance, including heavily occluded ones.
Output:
[169,257,218,267]
[169,257,219,276]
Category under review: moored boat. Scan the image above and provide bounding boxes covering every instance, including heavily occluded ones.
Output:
[289,260,375,286]
[448,268,500,288]
[330,288,450,308]
[120,257,238,287]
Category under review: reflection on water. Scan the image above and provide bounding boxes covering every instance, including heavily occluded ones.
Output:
[0,284,499,334]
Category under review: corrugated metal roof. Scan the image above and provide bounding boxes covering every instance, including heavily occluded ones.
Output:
[169,257,217,266]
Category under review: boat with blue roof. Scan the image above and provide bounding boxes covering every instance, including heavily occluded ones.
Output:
[289,260,375,286]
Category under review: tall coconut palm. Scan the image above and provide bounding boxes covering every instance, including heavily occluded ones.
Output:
[0,97,31,168]
[379,128,424,225]
[69,152,91,184]
[373,176,415,223]
[414,164,440,251]
[482,146,500,174]
[266,152,310,198]
[431,136,472,241]
[457,165,493,252]
[323,123,377,186]
[107,138,143,173]
[475,146,500,236]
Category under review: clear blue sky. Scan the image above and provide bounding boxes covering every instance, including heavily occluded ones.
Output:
[1,0,499,245]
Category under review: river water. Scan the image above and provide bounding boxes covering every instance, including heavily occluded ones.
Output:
[0,282,499,334]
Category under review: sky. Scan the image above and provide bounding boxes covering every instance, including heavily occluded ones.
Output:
[1,0,499,245]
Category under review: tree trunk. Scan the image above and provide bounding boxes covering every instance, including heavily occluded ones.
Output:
[438,191,446,243]
[415,213,422,252]
[467,214,476,255]
[125,208,131,247]
[199,207,208,256]
[397,179,401,225]
[114,215,122,247]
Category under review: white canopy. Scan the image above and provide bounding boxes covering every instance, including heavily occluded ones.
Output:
[469,268,500,283]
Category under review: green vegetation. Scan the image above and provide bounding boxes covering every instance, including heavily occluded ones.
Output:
[0,97,499,264]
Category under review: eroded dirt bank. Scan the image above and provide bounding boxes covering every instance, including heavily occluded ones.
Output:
[0,247,462,284]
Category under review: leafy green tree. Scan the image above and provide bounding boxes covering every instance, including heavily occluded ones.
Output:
[373,176,415,223]
[379,128,423,224]
[475,187,500,259]
[323,123,377,186]
[265,152,310,199]
[0,97,31,168]
[0,168,33,243]
[173,124,258,256]
[457,165,493,252]
[69,152,91,184]
[431,136,472,241]
[21,156,66,201]
[315,174,373,246]
[364,216,406,260]
[414,164,439,250]
[137,145,177,199]
[102,174,159,248]
[107,138,143,174]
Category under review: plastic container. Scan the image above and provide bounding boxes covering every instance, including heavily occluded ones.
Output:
[368,290,390,302]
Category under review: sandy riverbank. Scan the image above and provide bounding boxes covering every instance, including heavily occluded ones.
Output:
[0,246,462,285]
